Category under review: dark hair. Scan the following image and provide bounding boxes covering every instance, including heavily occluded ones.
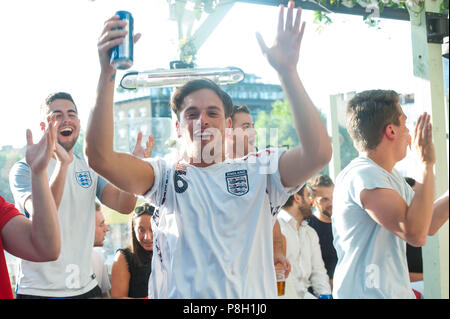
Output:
[405,177,416,188]
[346,90,401,151]
[283,185,306,208]
[230,105,250,122]
[307,174,334,198]
[170,79,233,120]
[130,203,155,266]
[41,92,78,116]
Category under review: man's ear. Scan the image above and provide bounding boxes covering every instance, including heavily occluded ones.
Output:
[293,193,302,204]
[226,117,232,129]
[384,124,396,141]
[175,120,181,138]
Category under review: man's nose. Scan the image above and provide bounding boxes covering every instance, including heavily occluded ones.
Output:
[199,111,210,127]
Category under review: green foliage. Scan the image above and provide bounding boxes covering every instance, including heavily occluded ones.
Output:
[254,99,358,175]
[309,0,450,29]
[73,130,86,159]
[254,100,300,149]
[0,148,23,203]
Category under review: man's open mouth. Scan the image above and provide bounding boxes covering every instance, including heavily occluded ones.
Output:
[60,127,73,137]
[194,132,213,140]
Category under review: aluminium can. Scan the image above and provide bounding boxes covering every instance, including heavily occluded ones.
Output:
[110,11,133,70]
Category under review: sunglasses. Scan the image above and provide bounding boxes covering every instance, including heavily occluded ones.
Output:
[134,204,155,217]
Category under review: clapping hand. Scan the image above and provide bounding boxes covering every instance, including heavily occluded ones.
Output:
[412,112,436,167]
[132,132,155,159]
[26,116,57,174]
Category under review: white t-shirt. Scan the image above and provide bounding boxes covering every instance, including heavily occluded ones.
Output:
[332,155,415,299]
[144,148,299,298]
[92,248,111,295]
[277,209,331,299]
[9,155,107,297]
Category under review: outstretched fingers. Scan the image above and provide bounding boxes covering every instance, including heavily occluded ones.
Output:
[26,129,33,146]
[285,1,294,31]
[255,32,268,56]
[293,5,302,34]
[277,3,285,35]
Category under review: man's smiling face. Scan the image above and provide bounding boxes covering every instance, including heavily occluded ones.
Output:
[178,88,231,165]
[47,99,80,152]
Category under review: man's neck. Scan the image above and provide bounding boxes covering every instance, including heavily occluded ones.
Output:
[364,147,397,174]
[285,206,303,230]
[313,210,331,224]
[188,154,225,167]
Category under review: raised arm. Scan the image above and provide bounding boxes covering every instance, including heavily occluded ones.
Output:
[429,190,449,236]
[256,1,332,188]
[2,120,60,261]
[85,15,153,196]
[361,114,436,247]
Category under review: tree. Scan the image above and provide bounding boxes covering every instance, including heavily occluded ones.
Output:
[0,148,24,203]
[254,99,358,175]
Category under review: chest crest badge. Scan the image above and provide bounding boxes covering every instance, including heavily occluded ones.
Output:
[75,171,92,188]
[225,170,249,196]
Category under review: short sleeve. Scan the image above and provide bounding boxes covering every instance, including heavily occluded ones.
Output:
[142,157,168,207]
[349,165,396,208]
[0,196,21,231]
[265,148,302,215]
[96,175,109,200]
[8,160,32,215]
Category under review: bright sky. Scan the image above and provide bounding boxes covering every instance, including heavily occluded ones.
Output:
[0,0,418,148]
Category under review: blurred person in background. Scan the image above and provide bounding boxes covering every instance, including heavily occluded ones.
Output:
[111,203,154,298]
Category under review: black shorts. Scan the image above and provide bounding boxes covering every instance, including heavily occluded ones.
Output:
[16,285,102,299]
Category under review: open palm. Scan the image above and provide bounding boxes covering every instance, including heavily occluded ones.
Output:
[256,1,305,74]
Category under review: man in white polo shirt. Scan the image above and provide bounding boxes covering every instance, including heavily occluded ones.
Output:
[86,1,331,298]
[10,92,137,299]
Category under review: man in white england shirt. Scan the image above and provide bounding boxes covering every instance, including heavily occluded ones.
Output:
[86,1,332,298]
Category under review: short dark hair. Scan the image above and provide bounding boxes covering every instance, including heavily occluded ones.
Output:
[307,174,334,198]
[95,201,101,212]
[41,92,77,117]
[346,90,401,151]
[405,177,416,188]
[230,105,250,122]
[283,185,306,208]
[170,79,233,120]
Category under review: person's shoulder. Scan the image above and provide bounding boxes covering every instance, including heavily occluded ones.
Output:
[0,196,21,229]
[114,248,131,263]
[339,156,386,185]
[10,158,29,173]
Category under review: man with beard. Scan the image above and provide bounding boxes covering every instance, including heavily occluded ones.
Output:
[277,185,331,299]
[306,174,337,285]
[9,92,136,299]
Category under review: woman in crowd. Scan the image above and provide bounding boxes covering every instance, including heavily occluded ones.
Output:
[111,202,155,298]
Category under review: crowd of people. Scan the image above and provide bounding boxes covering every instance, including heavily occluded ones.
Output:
[0,1,449,299]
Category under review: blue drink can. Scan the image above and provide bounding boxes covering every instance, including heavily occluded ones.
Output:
[110,11,133,70]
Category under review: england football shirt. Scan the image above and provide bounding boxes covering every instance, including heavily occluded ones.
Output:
[144,148,299,298]
[9,155,107,297]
